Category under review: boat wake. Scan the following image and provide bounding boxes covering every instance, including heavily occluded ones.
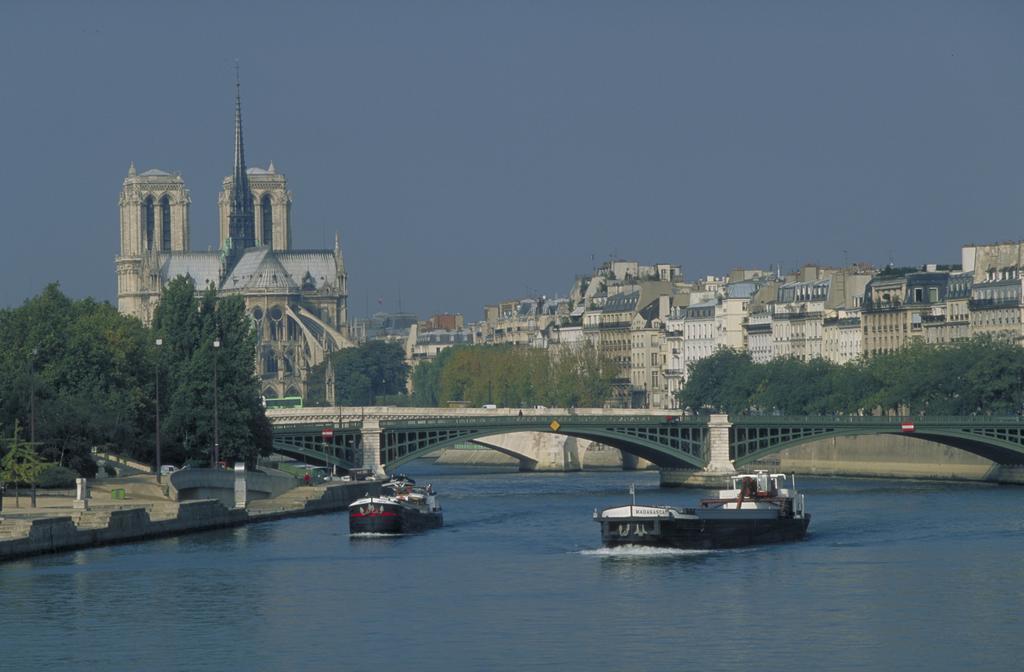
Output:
[579,545,712,557]
[349,532,406,538]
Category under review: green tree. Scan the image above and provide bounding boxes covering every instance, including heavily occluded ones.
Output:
[0,284,151,475]
[1,422,44,507]
[313,341,410,406]
[153,279,271,467]
[678,348,758,414]
[408,342,618,409]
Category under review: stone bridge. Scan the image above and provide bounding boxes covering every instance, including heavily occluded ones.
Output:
[268,408,1024,484]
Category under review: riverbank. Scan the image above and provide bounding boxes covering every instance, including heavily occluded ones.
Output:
[0,477,378,562]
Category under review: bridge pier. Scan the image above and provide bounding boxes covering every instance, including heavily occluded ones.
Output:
[360,420,385,477]
[660,414,737,488]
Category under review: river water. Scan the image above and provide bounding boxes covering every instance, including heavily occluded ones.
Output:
[2,463,1022,671]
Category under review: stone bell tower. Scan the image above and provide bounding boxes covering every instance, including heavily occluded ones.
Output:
[116,162,191,321]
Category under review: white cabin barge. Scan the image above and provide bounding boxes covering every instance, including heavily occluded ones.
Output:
[595,472,810,549]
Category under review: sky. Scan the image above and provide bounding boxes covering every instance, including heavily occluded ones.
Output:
[1,1,1022,320]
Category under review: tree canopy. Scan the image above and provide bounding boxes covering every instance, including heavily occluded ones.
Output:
[152,277,272,466]
[0,281,271,478]
[678,337,1024,416]
[410,342,619,408]
[309,340,410,406]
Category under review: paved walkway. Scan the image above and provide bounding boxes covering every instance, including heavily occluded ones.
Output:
[3,475,175,519]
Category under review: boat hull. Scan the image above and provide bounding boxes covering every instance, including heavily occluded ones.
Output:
[349,500,443,534]
[600,513,810,550]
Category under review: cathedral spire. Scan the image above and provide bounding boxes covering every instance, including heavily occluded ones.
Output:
[227,62,256,256]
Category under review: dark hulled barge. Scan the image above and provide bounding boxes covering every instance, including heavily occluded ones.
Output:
[349,476,443,535]
[595,472,809,549]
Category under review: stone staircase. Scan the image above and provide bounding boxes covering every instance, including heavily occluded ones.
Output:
[72,510,113,530]
[247,486,329,514]
[0,519,33,540]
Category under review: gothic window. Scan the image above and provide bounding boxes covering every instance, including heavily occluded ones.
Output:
[160,196,172,249]
[263,349,278,375]
[268,306,283,340]
[144,196,155,251]
[261,194,273,246]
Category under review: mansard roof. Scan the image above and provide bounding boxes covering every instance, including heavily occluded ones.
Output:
[604,290,639,313]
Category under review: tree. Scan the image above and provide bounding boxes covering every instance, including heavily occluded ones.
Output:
[313,341,410,406]
[406,342,618,409]
[0,284,151,476]
[1,421,44,507]
[678,348,758,414]
[153,279,271,467]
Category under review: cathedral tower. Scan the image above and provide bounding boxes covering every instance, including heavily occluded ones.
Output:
[219,161,292,251]
[219,70,291,252]
[116,162,191,320]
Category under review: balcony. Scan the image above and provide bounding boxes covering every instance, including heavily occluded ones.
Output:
[969,298,1021,310]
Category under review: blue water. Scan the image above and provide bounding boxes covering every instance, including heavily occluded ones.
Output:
[2,463,1023,671]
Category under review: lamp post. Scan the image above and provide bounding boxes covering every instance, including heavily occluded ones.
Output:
[30,347,37,508]
[213,338,220,468]
[155,338,163,483]
[29,348,37,445]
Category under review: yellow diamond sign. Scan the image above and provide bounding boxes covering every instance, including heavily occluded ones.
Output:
[549,420,561,432]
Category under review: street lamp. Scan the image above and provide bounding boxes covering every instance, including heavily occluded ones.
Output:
[213,338,220,468]
[30,347,38,508]
[155,338,163,483]
[29,348,37,445]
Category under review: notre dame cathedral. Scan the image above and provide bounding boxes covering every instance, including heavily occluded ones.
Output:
[115,76,352,401]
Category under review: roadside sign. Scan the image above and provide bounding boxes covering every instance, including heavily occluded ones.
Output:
[321,427,334,440]
[549,420,561,432]
[901,423,915,433]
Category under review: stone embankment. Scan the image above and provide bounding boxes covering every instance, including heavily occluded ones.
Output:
[660,434,1024,486]
[0,479,378,563]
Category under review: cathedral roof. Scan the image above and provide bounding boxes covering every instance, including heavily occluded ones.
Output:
[223,247,299,291]
[277,251,339,291]
[139,169,173,177]
[159,253,222,290]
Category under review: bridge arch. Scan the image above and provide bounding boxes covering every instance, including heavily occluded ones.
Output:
[379,417,709,471]
[729,417,1024,468]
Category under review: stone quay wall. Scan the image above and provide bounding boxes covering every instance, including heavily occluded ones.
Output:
[660,435,1024,487]
[0,481,377,563]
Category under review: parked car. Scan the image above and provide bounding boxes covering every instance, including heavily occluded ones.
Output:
[159,465,179,476]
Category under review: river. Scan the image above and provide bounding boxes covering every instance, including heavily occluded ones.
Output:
[2,463,1022,671]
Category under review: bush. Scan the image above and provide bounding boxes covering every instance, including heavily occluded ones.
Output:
[36,464,78,489]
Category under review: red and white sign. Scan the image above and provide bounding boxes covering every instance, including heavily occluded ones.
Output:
[321,427,334,440]
[901,423,915,433]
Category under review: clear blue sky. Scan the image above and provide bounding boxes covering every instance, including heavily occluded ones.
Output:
[1,1,1021,319]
